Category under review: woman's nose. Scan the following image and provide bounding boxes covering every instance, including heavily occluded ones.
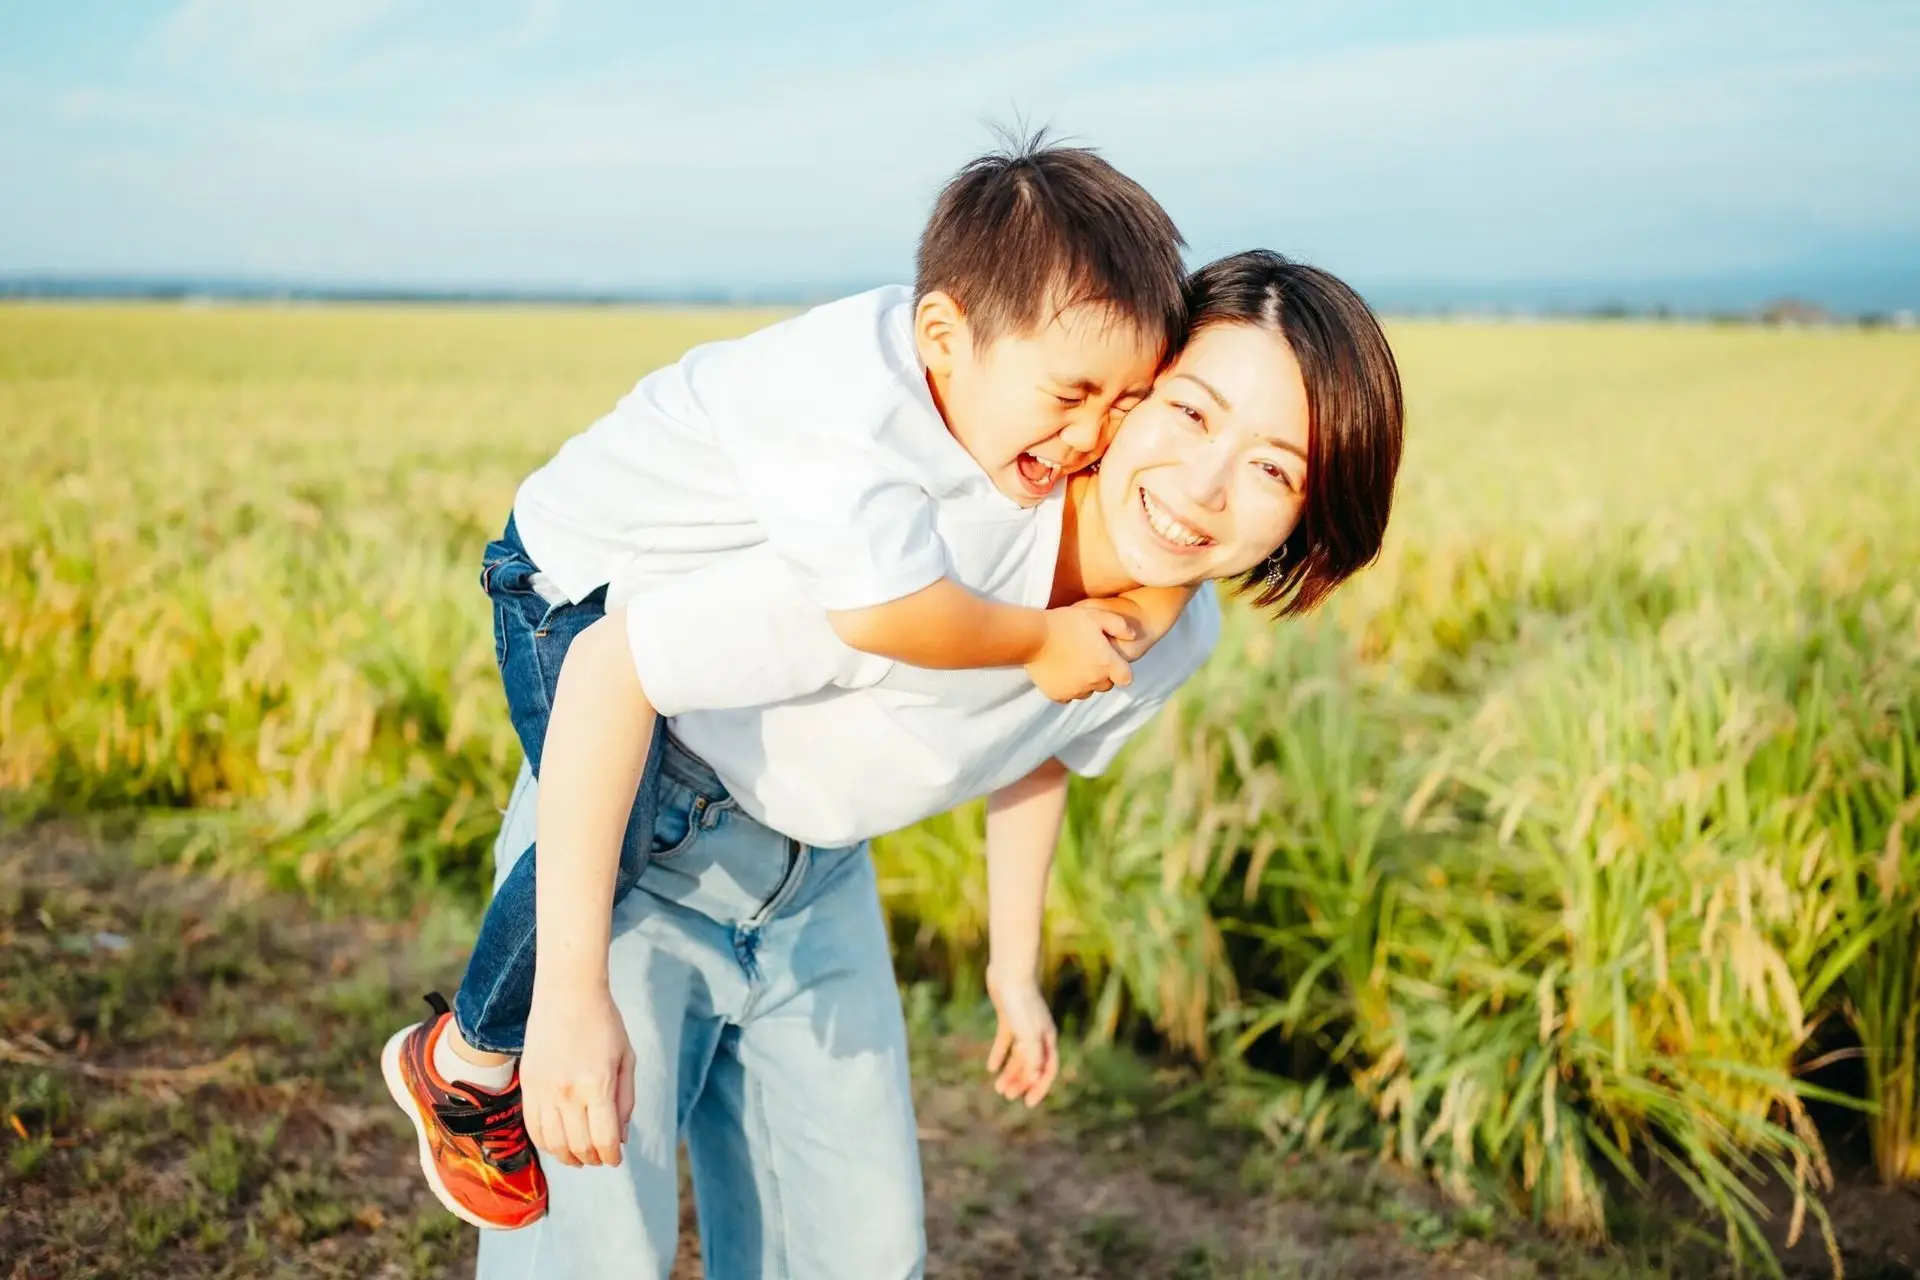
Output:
[1179,443,1233,511]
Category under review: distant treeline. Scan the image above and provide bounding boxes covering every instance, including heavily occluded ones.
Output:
[0,276,814,308]
[1405,297,1919,328]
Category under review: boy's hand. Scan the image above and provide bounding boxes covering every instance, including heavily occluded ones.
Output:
[985,967,1060,1107]
[521,982,634,1169]
[1103,585,1196,663]
[1109,624,1160,664]
[1109,604,1177,662]
[1025,602,1135,702]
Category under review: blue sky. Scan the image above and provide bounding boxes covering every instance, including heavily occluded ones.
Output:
[2,0,1916,303]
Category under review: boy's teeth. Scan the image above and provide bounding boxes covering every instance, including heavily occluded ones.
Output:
[1140,488,1211,547]
[1017,454,1062,489]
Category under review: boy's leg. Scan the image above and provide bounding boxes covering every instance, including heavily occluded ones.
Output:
[388,731,674,1231]
[381,765,548,1231]
[428,514,602,1074]
[484,528,602,777]
[387,521,670,1229]
[452,515,667,1057]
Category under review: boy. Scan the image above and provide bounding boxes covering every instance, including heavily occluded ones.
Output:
[383,135,1192,1229]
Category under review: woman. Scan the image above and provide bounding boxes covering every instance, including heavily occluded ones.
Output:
[475,251,1404,1278]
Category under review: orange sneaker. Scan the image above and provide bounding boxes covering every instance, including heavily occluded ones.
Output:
[381,993,546,1230]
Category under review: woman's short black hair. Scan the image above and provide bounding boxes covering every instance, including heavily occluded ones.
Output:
[1183,250,1404,616]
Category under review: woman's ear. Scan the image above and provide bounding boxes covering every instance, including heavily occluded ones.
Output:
[914,290,969,378]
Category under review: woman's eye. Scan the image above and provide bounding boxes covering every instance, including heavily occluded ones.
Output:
[1054,394,1084,408]
[1257,460,1295,488]
[1174,402,1205,430]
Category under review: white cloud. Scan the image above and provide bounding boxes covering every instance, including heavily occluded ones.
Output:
[153,0,402,75]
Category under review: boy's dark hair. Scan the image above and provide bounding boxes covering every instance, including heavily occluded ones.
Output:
[916,129,1187,349]
[1185,250,1403,617]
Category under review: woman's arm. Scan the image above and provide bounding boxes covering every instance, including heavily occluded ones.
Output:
[985,757,1070,979]
[532,615,656,1003]
[522,614,657,1168]
[983,757,1070,1106]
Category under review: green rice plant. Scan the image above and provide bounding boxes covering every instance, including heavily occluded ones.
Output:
[1411,619,1842,1261]
[1207,522,1910,1269]
[1814,584,1920,1186]
[0,303,779,903]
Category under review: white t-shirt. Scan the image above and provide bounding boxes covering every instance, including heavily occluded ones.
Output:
[608,494,1222,849]
[514,285,1007,612]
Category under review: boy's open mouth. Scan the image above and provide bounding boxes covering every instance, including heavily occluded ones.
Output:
[1013,452,1064,498]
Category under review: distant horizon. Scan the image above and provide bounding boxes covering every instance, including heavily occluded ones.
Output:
[5,266,1916,319]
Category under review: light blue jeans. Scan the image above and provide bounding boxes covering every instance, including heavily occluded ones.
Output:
[473,738,927,1279]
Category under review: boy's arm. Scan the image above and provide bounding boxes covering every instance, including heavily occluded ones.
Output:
[706,387,1130,701]
[1090,583,1197,662]
[982,757,1071,1106]
[828,580,1135,702]
[828,578,1044,668]
[520,615,657,1169]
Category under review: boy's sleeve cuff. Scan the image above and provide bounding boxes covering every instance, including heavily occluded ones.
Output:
[796,547,949,615]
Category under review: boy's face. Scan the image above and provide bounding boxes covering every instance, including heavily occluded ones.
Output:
[916,293,1162,506]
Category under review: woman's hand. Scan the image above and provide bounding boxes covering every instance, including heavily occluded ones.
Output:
[521,981,634,1168]
[985,967,1060,1107]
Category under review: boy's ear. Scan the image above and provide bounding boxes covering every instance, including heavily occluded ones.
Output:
[914,290,969,376]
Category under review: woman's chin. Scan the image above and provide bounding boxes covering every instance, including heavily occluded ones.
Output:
[1121,548,1211,589]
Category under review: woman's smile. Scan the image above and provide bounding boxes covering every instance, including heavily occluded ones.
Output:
[1138,486,1215,550]
[1096,322,1312,588]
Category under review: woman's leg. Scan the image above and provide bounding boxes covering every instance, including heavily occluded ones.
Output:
[683,842,926,1280]
[474,762,728,1280]
[478,748,908,1278]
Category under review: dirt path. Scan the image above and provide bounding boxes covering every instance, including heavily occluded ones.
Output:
[0,826,1814,1280]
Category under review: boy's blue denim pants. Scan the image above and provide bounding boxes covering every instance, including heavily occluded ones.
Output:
[452,514,667,1056]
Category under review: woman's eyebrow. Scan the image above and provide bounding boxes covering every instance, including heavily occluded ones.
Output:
[1268,435,1308,463]
[1173,372,1304,460]
[1170,372,1231,410]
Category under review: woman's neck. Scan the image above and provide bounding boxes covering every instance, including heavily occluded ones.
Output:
[1051,472,1140,607]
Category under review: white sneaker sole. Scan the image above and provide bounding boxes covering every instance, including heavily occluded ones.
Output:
[381,1023,530,1232]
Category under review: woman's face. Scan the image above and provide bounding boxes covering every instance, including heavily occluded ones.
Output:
[1095,322,1310,588]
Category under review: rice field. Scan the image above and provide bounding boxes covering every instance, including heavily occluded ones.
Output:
[2,303,1915,1272]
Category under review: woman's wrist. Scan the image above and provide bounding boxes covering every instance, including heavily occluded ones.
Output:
[985,954,1040,985]
[532,947,613,999]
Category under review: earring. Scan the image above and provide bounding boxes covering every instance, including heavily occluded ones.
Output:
[1264,546,1290,590]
